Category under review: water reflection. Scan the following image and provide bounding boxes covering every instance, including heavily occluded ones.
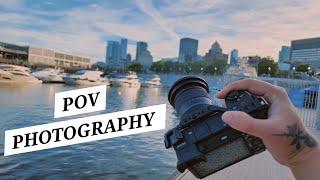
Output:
[0,76,222,179]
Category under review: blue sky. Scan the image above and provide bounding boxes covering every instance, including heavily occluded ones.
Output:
[0,0,319,62]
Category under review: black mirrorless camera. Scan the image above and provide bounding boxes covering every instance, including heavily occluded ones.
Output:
[164,76,269,178]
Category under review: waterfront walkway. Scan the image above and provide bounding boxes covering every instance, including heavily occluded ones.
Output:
[172,129,320,180]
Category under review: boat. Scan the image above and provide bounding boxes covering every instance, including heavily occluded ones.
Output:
[141,75,162,88]
[0,64,42,83]
[32,68,65,83]
[110,72,141,87]
[64,70,110,86]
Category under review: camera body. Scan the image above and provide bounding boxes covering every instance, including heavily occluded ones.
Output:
[164,76,269,178]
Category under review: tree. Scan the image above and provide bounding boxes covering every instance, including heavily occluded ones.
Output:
[91,61,107,71]
[126,62,144,73]
[151,60,185,73]
[150,59,228,75]
[257,57,279,76]
[203,60,227,75]
[296,64,310,72]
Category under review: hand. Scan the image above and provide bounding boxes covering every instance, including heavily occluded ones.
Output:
[216,79,320,178]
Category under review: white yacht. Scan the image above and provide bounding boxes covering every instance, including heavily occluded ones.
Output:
[110,72,141,87]
[0,64,42,83]
[32,68,64,83]
[141,75,162,88]
[64,70,110,86]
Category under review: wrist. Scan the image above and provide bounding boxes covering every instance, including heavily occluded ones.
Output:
[288,146,320,180]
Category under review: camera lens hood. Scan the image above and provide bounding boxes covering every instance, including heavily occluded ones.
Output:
[168,76,209,107]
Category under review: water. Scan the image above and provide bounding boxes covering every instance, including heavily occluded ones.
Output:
[0,74,222,179]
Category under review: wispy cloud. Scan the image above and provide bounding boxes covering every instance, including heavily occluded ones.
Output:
[133,0,180,41]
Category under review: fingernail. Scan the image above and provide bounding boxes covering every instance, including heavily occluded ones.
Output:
[222,112,238,126]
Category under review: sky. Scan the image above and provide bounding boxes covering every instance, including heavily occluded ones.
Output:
[0,0,319,62]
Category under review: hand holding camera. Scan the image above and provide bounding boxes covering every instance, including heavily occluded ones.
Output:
[165,77,320,179]
[217,78,320,180]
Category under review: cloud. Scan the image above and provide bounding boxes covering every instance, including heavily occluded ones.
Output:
[133,0,180,41]
[157,0,320,59]
[0,0,319,63]
[0,0,22,9]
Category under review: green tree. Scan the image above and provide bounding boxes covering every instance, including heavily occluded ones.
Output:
[203,60,227,75]
[296,64,310,72]
[91,61,107,71]
[257,57,279,76]
[150,59,228,75]
[126,62,144,73]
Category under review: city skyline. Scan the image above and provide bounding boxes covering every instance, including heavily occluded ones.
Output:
[0,0,319,62]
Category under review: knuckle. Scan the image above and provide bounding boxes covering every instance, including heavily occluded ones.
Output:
[275,86,287,95]
[241,78,254,84]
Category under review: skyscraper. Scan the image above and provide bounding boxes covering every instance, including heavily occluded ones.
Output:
[106,40,120,67]
[278,46,291,63]
[120,38,127,60]
[136,41,153,68]
[136,41,148,60]
[205,41,228,62]
[230,49,239,65]
[178,38,198,62]
[290,37,320,68]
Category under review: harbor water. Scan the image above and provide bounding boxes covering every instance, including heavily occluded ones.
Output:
[0,75,222,179]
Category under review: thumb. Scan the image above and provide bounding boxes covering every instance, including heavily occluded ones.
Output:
[221,111,269,138]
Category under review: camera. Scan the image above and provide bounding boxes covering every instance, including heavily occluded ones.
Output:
[164,76,269,178]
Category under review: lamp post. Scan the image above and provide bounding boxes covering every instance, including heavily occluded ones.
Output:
[201,67,204,74]
[308,66,312,77]
[268,66,271,77]
[292,66,296,78]
[214,66,218,76]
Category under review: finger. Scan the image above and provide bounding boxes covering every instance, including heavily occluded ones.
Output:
[216,78,277,102]
[221,111,271,138]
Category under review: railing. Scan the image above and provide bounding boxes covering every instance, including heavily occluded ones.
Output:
[222,75,320,130]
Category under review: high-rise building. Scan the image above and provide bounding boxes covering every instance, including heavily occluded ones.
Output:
[230,49,239,65]
[290,37,320,69]
[205,41,228,62]
[278,46,291,63]
[178,38,198,62]
[123,53,132,67]
[136,41,153,68]
[120,38,127,60]
[136,41,148,60]
[126,53,132,62]
[106,41,120,67]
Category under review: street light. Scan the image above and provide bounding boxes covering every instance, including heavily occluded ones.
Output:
[292,66,296,78]
[307,66,312,77]
[268,66,271,77]
[200,67,204,74]
[214,66,218,76]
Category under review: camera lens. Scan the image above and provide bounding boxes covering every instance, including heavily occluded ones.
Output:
[168,76,212,118]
